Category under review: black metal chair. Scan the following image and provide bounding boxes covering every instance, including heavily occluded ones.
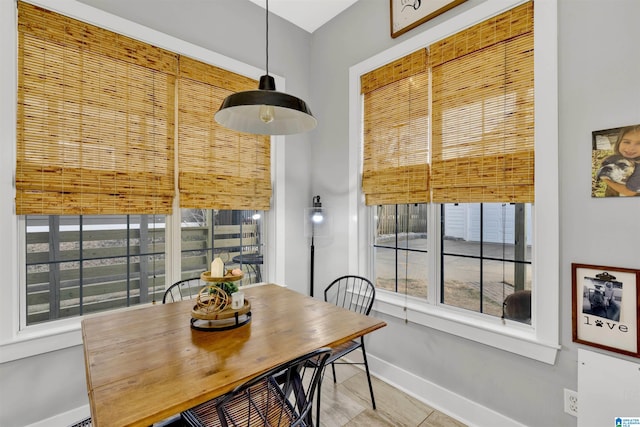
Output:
[313,275,376,425]
[182,347,332,427]
[162,277,204,303]
[68,417,92,427]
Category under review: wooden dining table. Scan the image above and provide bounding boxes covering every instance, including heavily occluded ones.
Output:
[81,283,387,427]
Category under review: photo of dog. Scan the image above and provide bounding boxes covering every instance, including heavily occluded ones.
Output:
[596,154,636,186]
[592,124,640,197]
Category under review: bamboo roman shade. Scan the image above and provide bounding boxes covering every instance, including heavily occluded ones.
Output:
[178,56,271,210]
[16,2,177,214]
[361,49,430,206]
[430,1,534,203]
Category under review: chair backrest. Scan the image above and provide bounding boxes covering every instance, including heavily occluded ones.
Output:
[216,348,331,427]
[162,278,204,303]
[324,275,375,316]
[503,289,531,322]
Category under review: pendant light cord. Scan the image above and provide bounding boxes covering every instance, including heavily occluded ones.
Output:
[265,0,269,76]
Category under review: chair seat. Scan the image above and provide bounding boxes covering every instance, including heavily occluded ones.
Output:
[304,340,361,368]
[326,340,361,364]
[225,378,300,426]
[184,377,301,427]
[182,396,225,427]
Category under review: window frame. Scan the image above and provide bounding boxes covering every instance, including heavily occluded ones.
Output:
[348,0,559,364]
[1,0,285,363]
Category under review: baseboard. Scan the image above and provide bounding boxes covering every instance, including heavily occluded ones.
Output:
[25,405,90,427]
[350,349,526,427]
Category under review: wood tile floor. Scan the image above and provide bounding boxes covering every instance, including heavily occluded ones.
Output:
[319,363,467,427]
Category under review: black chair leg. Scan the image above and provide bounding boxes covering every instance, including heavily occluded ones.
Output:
[331,361,337,383]
[360,339,376,410]
[315,380,321,427]
[316,365,327,427]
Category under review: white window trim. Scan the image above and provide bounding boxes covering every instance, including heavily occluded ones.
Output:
[348,0,559,364]
[0,0,284,363]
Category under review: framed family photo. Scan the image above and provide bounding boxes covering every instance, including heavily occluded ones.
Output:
[390,0,467,38]
[591,124,640,197]
[572,263,640,358]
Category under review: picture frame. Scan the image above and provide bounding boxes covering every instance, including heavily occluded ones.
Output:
[591,124,640,197]
[390,0,468,38]
[572,263,640,358]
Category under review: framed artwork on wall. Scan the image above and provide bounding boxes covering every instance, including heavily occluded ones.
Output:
[572,263,640,358]
[591,124,640,197]
[390,0,468,38]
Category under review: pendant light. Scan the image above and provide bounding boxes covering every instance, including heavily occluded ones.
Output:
[214,0,317,135]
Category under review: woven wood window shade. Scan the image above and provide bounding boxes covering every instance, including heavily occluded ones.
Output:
[430,1,534,203]
[361,49,430,206]
[16,2,177,215]
[178,56,271,210]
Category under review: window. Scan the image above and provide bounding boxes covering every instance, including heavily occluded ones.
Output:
[351,0,559,363]
[15,2,271,328]
[3,0,285,362]
[25,215,166,325]
[373,202,532,324]
[180,209,265,284]
[366,1,534,310]
[24,211,266,325]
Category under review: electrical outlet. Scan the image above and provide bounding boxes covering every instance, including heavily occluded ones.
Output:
[564,388,578,417]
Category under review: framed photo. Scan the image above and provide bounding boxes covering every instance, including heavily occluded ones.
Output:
[390,0,468,38]
[572,263,640,358]
[591,124,640,197]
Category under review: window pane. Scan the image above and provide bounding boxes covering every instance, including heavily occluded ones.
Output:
[442,254,481,312]
[374,246,396,292]
[373,204,428,298]
[441,203,532,324]
[25,214,166,325]
[443,203,481,257]
[181,209,212,278]
[399,247,429,298]
[180,209,264,285]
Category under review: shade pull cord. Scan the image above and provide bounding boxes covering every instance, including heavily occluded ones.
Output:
[501,203,507,322]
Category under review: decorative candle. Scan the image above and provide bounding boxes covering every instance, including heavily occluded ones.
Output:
[231,291,244,309]
[210,257,224,278]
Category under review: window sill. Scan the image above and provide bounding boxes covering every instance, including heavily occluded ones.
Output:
[373,291,560,365]
[0,303,158,363]
[1,285,278,363]
[0,320,82,363]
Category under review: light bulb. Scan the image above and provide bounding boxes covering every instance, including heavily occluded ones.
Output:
[259,105,274,124]
[312,212,324,223]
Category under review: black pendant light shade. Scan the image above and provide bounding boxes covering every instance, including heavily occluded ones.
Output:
[214,1,317,135]
[214,76,317,135]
